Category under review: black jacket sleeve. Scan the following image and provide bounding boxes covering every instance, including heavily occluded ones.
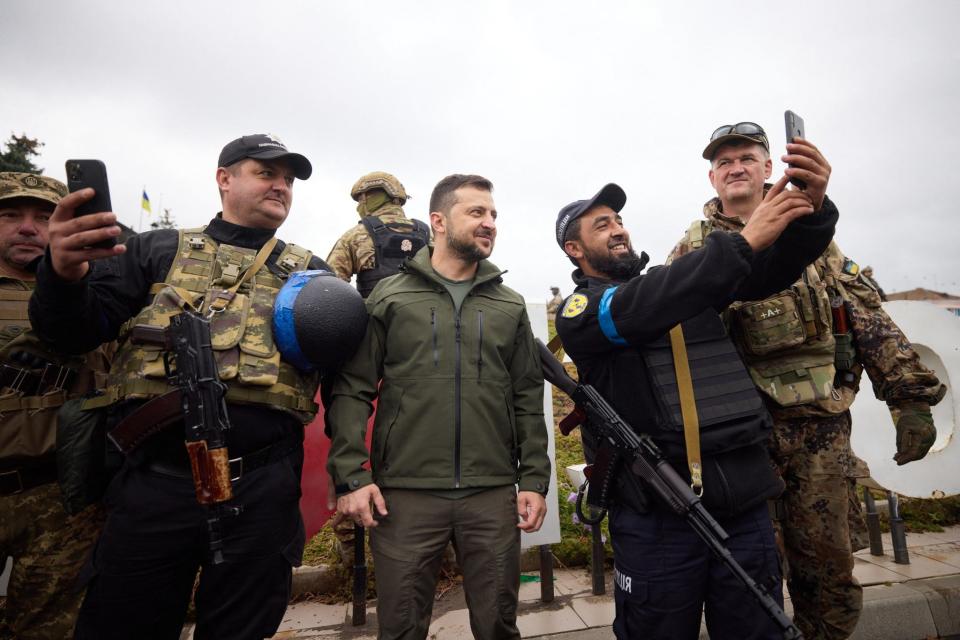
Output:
[29,230,179,355]
[732,196,838,302]
[558,231,755,359]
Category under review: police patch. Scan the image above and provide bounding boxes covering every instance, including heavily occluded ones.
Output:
[561,293,588,318]
[842,259,860,276]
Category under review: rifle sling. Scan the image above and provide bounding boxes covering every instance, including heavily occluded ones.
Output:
[108,389,184,454]
[668,324,703,495]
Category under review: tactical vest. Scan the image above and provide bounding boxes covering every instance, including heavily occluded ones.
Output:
[100,228,320,424]
[687,220,838,408]
[356,216,430,298]
[0,278,99,467]
[641,308,772,457]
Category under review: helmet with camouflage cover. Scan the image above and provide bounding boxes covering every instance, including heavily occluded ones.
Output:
[350,171,409,204]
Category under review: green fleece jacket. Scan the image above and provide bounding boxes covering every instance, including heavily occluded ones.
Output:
[326,246,551,496]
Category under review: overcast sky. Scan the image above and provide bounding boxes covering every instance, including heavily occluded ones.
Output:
[4,0,958,301]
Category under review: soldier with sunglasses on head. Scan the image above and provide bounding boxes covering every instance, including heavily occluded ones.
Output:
[669,122,946,640]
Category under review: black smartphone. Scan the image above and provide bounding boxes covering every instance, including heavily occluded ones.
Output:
[783,110,806,189]
[65,159,117,248]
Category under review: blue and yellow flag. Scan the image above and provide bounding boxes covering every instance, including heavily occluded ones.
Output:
[141,190,152,214]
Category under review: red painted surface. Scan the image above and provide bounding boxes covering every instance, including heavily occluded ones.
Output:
[299,397,375,539]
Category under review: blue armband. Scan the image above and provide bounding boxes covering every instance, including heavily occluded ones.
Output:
[599,286,627,345]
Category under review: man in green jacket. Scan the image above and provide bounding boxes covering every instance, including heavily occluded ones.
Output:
[327,173,550,640]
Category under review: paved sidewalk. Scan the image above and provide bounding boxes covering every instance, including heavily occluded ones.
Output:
[181,525,960,639]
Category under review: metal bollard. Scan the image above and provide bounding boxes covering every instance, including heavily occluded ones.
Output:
[591,522,605,595]
[886,492,910,564]
[862,486,884,556]
[352,524,367,625]
[539,544,555,603]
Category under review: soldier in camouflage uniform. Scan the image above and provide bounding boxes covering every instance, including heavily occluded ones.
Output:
[0,173,106,640]
[326,171,430,297]
[29,135,335,639]
[669,123,946,640]
[546,286,563,315]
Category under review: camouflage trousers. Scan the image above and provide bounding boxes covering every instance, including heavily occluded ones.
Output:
[0,482,104,640]
[769,411,863,640]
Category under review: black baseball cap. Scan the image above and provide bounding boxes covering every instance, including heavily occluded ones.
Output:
[218,134,312,180]
[555,183,627,248]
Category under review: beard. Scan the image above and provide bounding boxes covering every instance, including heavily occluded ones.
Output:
[447,230,493,263]
[583,244,644,280]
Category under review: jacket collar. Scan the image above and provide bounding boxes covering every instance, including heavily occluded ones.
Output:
[570,251,650,289]
[403,245,505,289]
[206,215,278,250]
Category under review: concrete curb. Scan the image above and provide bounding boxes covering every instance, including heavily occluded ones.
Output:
[522,575,960,640]
[292,564,342,597]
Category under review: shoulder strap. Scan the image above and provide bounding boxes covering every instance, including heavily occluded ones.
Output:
[207,237,278,312]
[668,324,703,496]
[360,216,387,235]
[275,243,313,276]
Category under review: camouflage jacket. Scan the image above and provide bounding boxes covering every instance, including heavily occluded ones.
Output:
[326,206,427,282]
[668,196,945,419]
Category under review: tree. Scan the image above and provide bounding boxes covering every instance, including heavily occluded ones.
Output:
[150,208,176,230]
[0,134,43,173]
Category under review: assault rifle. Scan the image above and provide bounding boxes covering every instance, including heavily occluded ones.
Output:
[128,312,239,564]
[537,339,803,640]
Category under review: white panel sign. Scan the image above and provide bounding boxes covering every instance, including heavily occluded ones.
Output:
[521,301,562,548]
[849,301,960,498]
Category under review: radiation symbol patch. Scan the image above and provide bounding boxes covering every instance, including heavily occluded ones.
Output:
[561,293,589,318]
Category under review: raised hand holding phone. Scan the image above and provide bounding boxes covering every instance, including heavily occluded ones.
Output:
[782,111,831,210]
[50,159,125,281]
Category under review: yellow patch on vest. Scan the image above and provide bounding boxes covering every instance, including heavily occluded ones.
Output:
[561,293,589,318]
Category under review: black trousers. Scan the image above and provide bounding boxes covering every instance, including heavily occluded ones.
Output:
[609,501,783,640]
[74,449,305,640]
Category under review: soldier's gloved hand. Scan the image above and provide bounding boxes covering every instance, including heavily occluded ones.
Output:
[894,402,936,465]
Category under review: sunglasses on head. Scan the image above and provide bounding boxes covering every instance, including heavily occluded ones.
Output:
[710,122,767,140]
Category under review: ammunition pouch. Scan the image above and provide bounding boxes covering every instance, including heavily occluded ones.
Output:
[833,332,857,377]
[56,394,112,515]
[698,444,784,518]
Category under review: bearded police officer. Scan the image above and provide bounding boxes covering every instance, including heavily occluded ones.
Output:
[29,135,334,639]
[326,171,430,297]
[0,172,108,640]
[668,123,946,639]
[555,179,837,639]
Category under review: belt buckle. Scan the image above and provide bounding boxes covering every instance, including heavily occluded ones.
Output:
[229,456,243,482]
[0,469,24,495]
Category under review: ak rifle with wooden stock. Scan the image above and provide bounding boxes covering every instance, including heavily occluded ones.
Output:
[128,313,239,564]
[536,339,802,640]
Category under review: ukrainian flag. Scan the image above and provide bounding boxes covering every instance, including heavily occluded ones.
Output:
[141,190,152,214]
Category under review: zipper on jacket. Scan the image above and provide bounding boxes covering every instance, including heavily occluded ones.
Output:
[454,310,462,488]
[431,307,439,367]
[477,309,484,379]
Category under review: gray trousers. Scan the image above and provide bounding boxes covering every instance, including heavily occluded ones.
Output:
[370,486,521,640]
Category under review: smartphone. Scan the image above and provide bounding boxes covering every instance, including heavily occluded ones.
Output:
[783,110,806,189]
[65,159,117,249]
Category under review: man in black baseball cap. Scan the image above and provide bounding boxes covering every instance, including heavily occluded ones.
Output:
[32,133,334,638]
[218,133,312,180]
[552,178,837,639]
